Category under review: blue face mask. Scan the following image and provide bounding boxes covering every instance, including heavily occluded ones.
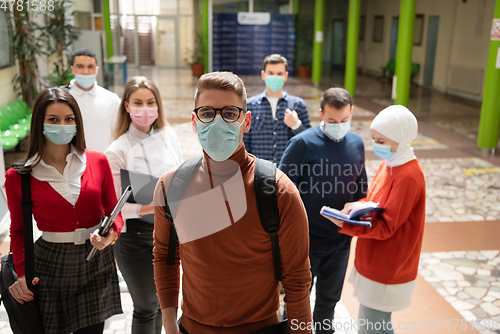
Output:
[372,141,396,160]
[74,73,96,89]
[197,116,243,162]
[324,121,351,140]
[43,124,77,145]
[265,75,285,92]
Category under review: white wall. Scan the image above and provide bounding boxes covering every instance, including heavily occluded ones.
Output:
[412,0,457,89]
[73,0,93,12]
[0,66,18,107]
[359,0,494,96]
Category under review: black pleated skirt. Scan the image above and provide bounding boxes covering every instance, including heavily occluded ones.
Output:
[33,237,122,334]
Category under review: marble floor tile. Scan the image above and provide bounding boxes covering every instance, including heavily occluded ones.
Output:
[419,250,500,332]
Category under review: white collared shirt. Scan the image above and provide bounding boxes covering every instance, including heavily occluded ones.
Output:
[30,146,87,205]
[68,80,121,152]
[105,124,183,220]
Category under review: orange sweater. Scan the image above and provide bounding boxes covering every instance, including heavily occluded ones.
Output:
[340,159,426,284]
[153,146,312,333]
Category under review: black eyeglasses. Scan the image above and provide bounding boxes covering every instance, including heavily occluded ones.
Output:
[194,106,246,123]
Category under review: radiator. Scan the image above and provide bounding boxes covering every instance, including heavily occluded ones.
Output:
[448,65,483,95]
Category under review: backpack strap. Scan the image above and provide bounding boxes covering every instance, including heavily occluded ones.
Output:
[164,156,203,266]
[254,158,282,281]
[287,95,296,111]
[20,172,36,291]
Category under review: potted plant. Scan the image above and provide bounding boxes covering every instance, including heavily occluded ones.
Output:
[295,19,314,78]
[11,6,45,108]
[184,32,204,77]
[43,0,80,86]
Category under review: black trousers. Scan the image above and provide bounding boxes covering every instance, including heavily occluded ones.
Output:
[309,234,352,334]
[114,220,162,334]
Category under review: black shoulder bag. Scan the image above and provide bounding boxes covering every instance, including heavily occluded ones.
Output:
[0,171,44,333]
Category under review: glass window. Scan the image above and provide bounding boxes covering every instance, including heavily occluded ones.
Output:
[0,10,13,69]
[179,0,194,15]
[93,0,102,13]
[74,11,92,30]
[118,0,134,15]
[372,16,384,43]
[134,0,157,15]
[161,0,179,15]
[254,0,290,13]
[213,0,249,13]
[359,15,366,41]
[94,17,103,31]
[179,17,195,65]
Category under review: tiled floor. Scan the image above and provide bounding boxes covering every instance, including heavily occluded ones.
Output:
[418,250,500,333]
[1,67,499,333]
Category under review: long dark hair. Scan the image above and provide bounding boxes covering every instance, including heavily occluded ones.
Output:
[15,87,86,171]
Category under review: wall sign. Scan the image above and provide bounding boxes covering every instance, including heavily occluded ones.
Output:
[492,19,500,41]
[213,13,296,76]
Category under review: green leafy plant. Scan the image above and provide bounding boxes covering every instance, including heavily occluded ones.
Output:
[44,0,80,86]
[45,63,75,87]
[295,19,314,67]
[11,8,45,108]
[183,32,204,65]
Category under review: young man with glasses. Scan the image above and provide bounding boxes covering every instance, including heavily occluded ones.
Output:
[243,54,311,164]
[153,72,312,333]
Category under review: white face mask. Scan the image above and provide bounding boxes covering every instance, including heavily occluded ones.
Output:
[197,115,243,162]
[323,121,351,140]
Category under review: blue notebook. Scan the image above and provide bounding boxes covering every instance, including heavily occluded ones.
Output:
[320,203,383,227]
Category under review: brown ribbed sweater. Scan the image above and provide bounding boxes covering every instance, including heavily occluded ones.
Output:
[153,145,312,333]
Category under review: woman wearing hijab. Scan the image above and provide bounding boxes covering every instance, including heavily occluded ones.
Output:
[322,105,426,334]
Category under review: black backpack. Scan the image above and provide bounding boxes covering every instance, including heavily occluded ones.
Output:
[163,156,283,281]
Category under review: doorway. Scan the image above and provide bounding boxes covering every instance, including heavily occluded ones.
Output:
[121,15,155,66]
[423,16,439,86]
[137,16,155,65]
[157,17,178,67]
[331,19,345,68]
[389,17,399,61]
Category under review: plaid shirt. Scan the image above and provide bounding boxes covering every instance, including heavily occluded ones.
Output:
[244,91,311,163]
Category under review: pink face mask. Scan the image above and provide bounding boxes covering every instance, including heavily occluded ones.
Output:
[129,107,158,127]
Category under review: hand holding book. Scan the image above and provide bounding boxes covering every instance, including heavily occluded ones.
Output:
[320,201,383,228]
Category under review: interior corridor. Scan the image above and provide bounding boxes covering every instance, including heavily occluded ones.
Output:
[0,67,499,333]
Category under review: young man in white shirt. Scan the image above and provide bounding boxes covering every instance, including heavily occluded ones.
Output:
[68,49,121,152]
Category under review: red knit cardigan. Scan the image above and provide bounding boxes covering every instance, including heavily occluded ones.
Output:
[5,150,123,277]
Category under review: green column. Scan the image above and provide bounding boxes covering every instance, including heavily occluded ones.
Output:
[102,0,113,58]
[293,0,299,14]
[478,0,500,150]
[312,0,325,84]
[345,0,361,95]
[394,0,417,106]
[201,0,209,72]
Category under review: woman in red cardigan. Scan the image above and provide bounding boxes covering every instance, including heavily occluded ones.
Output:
[322,105,425,334]
[5,87,124,334]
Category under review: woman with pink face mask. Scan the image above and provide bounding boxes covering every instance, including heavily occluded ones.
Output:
[105,76,182,334]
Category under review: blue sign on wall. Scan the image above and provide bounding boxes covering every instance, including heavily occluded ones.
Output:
[213,13,296,76]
